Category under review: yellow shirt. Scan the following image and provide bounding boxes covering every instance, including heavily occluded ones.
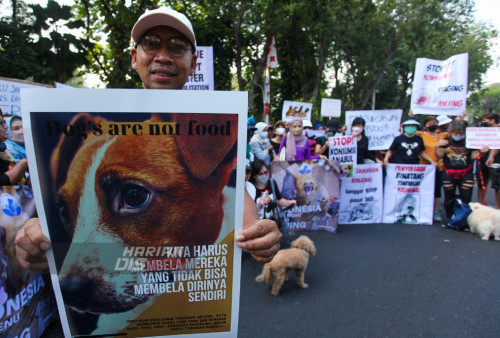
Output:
[418,131,448,169]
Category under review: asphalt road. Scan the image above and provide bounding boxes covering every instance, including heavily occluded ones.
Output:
[238,194,500,337]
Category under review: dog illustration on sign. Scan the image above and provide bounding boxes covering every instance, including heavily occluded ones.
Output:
[48,112,237,334]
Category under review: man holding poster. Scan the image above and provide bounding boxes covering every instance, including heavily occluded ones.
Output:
[16,7,280,338]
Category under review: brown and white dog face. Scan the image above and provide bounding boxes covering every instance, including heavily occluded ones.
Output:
[296,174,318,206]
[51,113,236,314]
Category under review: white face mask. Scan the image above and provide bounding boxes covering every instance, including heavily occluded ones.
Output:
[275,127,286,135]
[259,131,268,139]
[352,127,363,135]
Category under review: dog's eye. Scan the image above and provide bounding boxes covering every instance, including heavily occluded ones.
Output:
[121,184,151,209]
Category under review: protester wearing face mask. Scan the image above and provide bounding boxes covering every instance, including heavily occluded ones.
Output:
[271,120,286,158]
[476,112,499,206]
[384,119,436,166]
[279,118,327,161]
[436,121,479,220]
[350,117,377,164]
[250,160,296,220]
[417,116,447,222]
[249,122,274,166]
[315,118,345,156]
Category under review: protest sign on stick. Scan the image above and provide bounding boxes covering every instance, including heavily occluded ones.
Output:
[410,53,469,116]
[345,110,402,150]
[338,164,383,224]
[466,127,500,149]
[382,164,435,225]
[270,161,339,232]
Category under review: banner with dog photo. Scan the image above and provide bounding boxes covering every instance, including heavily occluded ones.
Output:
[382,164,435,225]
[270,160,340,233]
[0,185,59,338]
[22,89,248,337]
[338,164,383,224]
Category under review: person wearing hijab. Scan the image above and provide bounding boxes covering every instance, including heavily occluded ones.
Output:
[5,115,27,163]
[249,121,274,166]
[278,118,326,161]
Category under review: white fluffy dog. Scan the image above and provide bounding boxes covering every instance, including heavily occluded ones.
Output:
[467,202,500,241]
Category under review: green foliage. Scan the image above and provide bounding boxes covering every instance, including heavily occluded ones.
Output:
[0,0,92,84]
[468,83,500,121]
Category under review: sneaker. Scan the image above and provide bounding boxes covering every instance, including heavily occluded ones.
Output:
[433,211,443,222]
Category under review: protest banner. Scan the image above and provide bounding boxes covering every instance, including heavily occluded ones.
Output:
[303,129,325,140]
[338,164,383,224]
[270,161,339,232]
[22,89,246,337]
[320,98,341,117]
[382,164,435,225]
[466,127,500,149]
[0,185,58,337]
[410,53,469,116]
[281,101,313,121]
[183,46,214,91]
[329,136,357,178]
[345,109,402,150]
[0,77,52,116]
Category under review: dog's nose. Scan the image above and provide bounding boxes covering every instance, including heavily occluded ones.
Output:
[60,276,97,307]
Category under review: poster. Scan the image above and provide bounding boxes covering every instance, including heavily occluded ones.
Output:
[466,127,500,149]
[0,77,52,116]
[270,161,339,233]
[183,46,214,91]
[382,164,435,225]
[345,110,402,150]
[328,136,357,178]
[338,164,383,224]
[320,98,341,117]
[410,53,469,116]
[22,89,247,337]
[281,101,313,121]
[0,185,58,338]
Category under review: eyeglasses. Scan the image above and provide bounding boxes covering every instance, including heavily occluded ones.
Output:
[138,34,193,57]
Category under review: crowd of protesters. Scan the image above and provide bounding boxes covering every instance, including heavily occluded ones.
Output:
[246,112,500,230]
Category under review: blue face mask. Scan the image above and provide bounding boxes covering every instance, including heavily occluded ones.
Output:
[451,134,465,141]
[255,174,269,185]
[404,126,417,135]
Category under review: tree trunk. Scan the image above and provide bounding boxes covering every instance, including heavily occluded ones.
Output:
[311,41,326,104]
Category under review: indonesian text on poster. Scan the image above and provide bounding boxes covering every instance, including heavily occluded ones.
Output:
[183,46,214,91]
[22,89,247,337]
[345,110,402,150]
[382,164,435,225]
[329,136,357,178]
[466,127,500,149]
[270,161,339,232]
[410,53,469,116]
[0,77,52,116]
[338,164,383,224]
[0,186,58,338]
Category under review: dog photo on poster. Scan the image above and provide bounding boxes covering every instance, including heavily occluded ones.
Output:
[22,89,247,337]
[270,161,340,232]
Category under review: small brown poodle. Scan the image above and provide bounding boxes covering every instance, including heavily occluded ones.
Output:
[255,235,316,296]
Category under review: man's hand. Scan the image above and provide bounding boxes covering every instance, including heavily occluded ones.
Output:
[15,218,50,270]
[236,219,281,263]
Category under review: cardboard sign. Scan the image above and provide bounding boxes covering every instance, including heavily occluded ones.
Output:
[345,110,402,150]
[466,127,500,149]
[329,136,357,178]
[411,53,469,116]
[183,46,214,91]
[382,164,435,225]
[338,164,383,224]
[281,101,313,121]
[321,98,341,117]
[22,89,247,337]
